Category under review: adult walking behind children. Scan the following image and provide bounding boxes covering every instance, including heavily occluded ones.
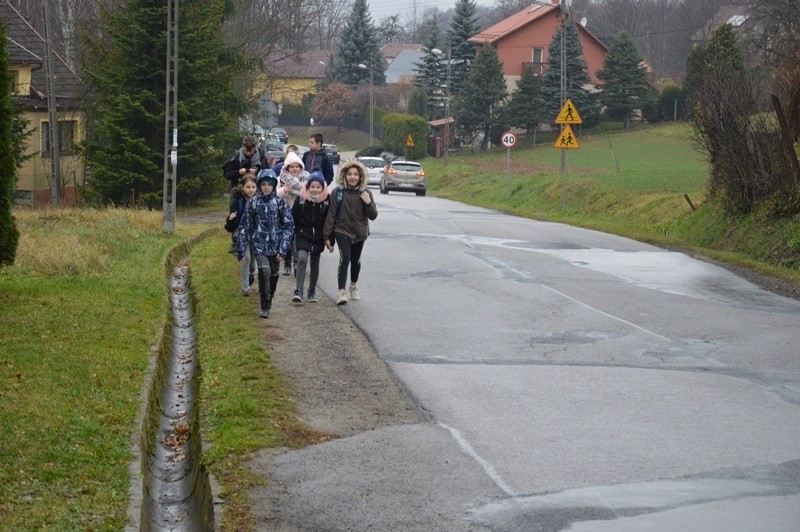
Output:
[222,135,262,189]
[291,171,331,303]
[226,174,258,295]
[236,169,294,318]
[323,159,378,305]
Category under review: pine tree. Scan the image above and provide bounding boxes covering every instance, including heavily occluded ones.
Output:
[597,31,649,128]
[448,0,479,97]
[0,21,19,266]
[540,19,594,121]
[507,64,544,136]
[80,0,245,207]
[413,19,446,119]
[330,0,385,87]
[455,44,507,151]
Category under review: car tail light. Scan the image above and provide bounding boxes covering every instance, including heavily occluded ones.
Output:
[387,168,397,175]
[416,170,425,177]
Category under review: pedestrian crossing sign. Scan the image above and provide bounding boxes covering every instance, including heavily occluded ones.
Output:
[555,99,582,124]
[553,124,580,149]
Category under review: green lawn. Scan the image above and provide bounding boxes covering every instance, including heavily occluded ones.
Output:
[424,122,799,278]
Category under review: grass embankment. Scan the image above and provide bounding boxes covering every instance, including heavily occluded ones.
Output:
[425,122,800,281]
[0,206,318,529]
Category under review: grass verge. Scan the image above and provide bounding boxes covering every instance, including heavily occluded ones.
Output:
[191,233,329,529]
[0,208,202,528]
[424,122,800,283]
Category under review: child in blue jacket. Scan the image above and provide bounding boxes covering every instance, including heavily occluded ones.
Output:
[236,169,294,318]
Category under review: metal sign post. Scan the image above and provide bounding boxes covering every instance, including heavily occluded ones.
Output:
[500,131,517,199]
[553,100,582,210]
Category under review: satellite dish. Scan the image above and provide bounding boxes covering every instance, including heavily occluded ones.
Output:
[580,16,588,27]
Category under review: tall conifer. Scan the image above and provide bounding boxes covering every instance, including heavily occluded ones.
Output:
[540,19,594,121]
[448,0,479,97]
[0,21,18,266]
[455,44,507,150]
[80,0,245,206]
[330,0,385,87]
[507,64,544,136]
[597,31,649,127]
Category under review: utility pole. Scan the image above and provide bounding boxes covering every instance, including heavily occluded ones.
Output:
[43,3,60,206]
[162,0,179,234]
[431,46,452,164]
[559,0,568,186]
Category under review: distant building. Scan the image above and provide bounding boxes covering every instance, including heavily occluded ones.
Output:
[468,2,608,93]
[691,3,774,71]
[385,49,425,84]
[260,49,330,105]
[2,0,86,207]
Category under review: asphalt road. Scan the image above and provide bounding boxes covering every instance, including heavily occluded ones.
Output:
[264,192,800,531]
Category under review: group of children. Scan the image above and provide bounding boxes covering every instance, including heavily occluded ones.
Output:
[225,134,378,319]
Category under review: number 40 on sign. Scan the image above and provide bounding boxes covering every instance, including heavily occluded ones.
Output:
[500,132,517,148]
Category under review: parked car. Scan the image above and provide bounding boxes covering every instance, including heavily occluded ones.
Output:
[260,132,284,166]
[380,160,426,196]
[357,156,385,186]
[269,127,288,144]
[322,143,340,164]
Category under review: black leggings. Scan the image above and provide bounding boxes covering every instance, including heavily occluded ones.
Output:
[335,235,365,290]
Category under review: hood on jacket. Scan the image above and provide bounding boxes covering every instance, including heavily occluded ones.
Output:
[299,174,330,203]
[256,168,278,194]
[282,151,304,171]
[335,158,369,191]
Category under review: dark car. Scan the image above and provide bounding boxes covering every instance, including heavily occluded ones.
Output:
[322,143,340,165]
[260,132,284,166]
[269,127,288,144]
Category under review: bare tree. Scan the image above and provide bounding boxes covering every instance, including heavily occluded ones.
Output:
[584,0,730,77]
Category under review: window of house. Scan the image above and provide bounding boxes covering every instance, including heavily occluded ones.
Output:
[41,120,76,155]
[11,69,19,93]
[531,48,544,75]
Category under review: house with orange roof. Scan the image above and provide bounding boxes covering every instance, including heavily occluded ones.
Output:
[467,1,607,91]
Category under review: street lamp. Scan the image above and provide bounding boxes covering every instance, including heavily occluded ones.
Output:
[358,62,374,146]
[431,47,451,164]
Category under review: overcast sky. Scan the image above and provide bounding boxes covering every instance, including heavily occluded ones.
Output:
[367,0,495,23]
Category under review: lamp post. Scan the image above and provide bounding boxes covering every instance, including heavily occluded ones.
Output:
[358,63,374,146]
[431,47,451,164]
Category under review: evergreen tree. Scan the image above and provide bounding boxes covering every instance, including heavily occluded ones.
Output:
[413,18,446,120]
[448,0,479,97]
[540,19,594,121]
[0,21,19,266]
[454,44,507,151]
[408,88,427,118]
[507,63,544,136]
[81,0,246,207]
[330,0,385,87]
[597,31,649,128]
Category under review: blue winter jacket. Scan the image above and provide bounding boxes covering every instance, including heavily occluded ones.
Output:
[235,188,294,261]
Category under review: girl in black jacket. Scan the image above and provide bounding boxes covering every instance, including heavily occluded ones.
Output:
[227,174,258,295]
[290,171,330,303]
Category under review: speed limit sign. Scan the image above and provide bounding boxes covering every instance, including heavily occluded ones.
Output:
[500,131,517,148]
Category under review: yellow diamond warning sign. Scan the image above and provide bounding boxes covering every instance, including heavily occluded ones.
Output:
[555,99,582,124]
[406,134,415,148]
[553,124,580,149]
